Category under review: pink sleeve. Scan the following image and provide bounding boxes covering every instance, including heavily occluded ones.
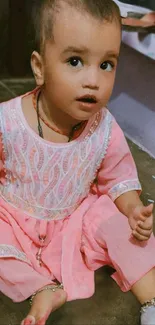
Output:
[96,117,142,201]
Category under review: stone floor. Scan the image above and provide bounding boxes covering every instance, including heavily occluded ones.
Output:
[0,78,155,325]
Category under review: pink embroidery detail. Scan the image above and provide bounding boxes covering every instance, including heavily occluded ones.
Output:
[108,179,142,201]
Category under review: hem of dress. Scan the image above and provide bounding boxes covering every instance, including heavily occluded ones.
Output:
[0,244,31,264]
[111,264,155,293]
[13,281,54,302]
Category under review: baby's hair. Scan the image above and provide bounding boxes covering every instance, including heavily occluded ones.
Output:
[31,0,121,52]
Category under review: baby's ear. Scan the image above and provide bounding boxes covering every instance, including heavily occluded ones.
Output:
[31,51,44,86]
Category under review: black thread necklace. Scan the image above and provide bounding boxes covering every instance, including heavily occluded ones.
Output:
[35,91,86,142]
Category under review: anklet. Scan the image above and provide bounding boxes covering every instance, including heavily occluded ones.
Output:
[29,283,64,306]
[141,297,155,313]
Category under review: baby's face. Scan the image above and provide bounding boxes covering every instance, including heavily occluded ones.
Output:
[41,3,121,121]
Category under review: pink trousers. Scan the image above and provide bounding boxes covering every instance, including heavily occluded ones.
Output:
[0,194,155,302]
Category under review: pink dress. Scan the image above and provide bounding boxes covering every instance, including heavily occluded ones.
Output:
[0,93,155,303]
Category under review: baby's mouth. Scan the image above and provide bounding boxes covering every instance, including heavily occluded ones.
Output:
[76,96,97,104]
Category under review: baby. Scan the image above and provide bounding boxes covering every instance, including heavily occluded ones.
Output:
[0,1,155,325]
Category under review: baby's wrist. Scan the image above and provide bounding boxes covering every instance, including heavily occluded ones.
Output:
[128,202,144,219]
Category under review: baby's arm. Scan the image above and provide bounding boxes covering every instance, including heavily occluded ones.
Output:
[115,190,143,216]
[115,190,153,241]
[97,114,153,241]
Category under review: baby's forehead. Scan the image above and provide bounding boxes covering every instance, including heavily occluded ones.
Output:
[52,4,119,33]
[44,17,121,60]
[40,0,121,51]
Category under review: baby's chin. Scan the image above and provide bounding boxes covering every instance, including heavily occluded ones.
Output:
[70,111,98,122]
[72,106,102,121]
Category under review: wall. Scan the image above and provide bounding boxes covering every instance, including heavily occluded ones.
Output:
[109,43,155,157]
[0,0,9,75]
[0,0,33,76]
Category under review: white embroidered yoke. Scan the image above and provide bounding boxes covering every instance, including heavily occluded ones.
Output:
[0,97,113,220]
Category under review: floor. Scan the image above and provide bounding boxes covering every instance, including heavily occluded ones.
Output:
[0,78,155,325]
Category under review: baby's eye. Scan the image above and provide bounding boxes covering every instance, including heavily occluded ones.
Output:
[100,61,114,72]
[67,57,83,68]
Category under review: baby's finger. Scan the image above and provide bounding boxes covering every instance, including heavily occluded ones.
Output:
[141,204,154,217]
[136,225,152,238]
[132,230,149,241]
[137,220,152,231]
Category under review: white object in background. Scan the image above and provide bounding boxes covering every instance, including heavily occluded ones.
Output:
[122,31,155,60]
[113,0,151,17]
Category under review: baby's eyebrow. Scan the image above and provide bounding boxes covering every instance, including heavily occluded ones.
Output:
[62,47,119,61]
[105,51,119,60]
[62,46,89,55]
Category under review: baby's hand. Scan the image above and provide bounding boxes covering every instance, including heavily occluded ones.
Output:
[128,204,153,241]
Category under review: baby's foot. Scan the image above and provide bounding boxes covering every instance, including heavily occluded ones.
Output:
[21,285,67,325]
[141,305,155,325]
